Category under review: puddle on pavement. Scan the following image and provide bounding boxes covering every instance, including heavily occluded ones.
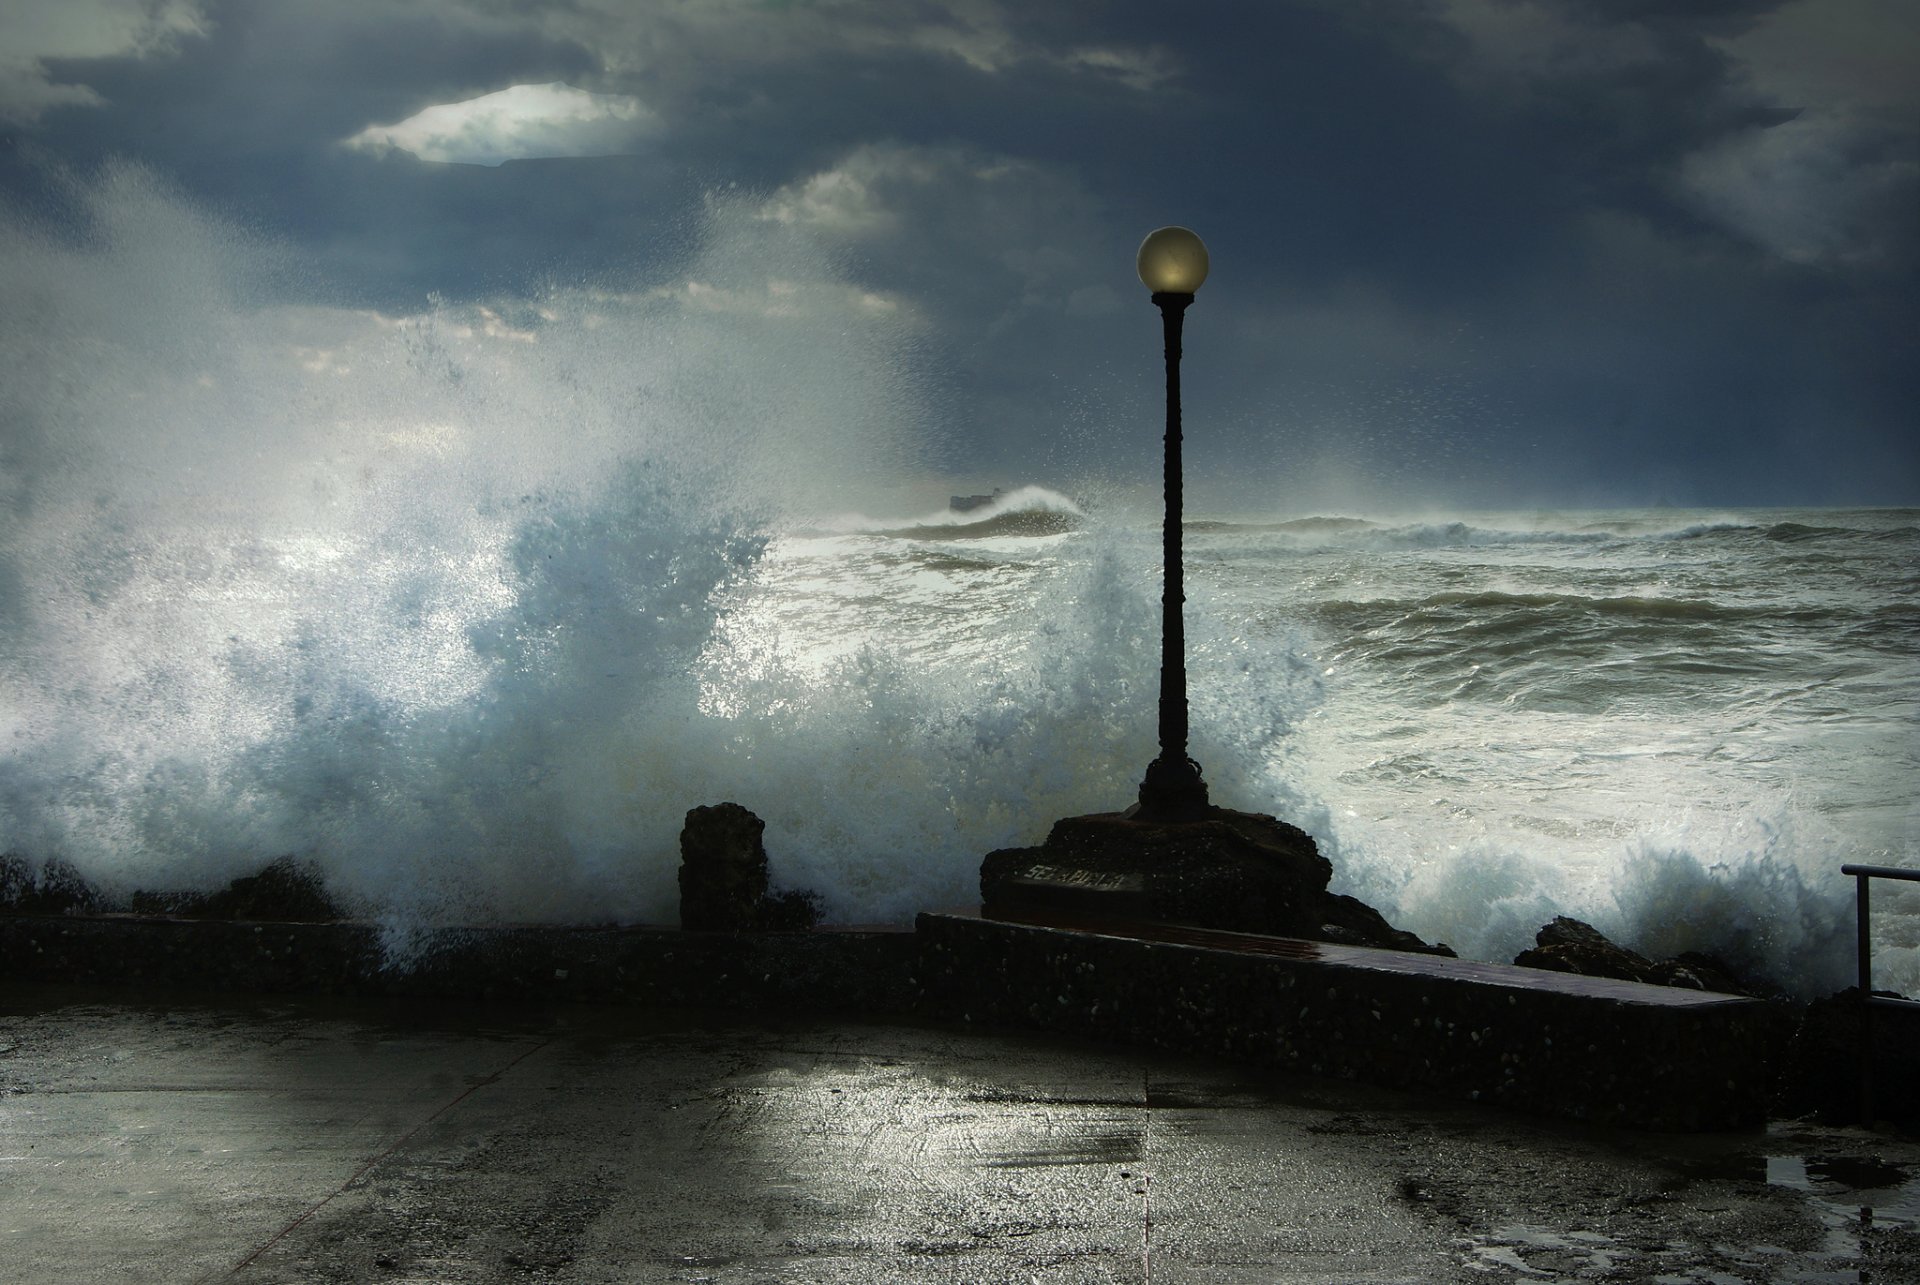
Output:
[1675,1152,1920,1227]
[1462,1153,1920,1281]
[1757,1153,1920,1279]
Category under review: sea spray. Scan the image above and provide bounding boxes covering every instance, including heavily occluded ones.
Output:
[1332,819,1860,999]
[692,515,1327,921]
[0,164,931,920]
[1604,811,1860,997]
[0,167,1310,930]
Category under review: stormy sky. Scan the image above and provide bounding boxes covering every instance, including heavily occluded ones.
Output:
[2,0,1915,512]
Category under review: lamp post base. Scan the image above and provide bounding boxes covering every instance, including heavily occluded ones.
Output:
[980,806,1325,935]
[1136,754,1211,822]
[977,807,1454,953]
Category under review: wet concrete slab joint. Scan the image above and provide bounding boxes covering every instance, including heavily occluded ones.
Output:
[914,911,1785,1131]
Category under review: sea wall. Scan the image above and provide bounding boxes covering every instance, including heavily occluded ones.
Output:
[2,909,1881,1132]
[914,911,1789,1132]
[0,915,918,1013]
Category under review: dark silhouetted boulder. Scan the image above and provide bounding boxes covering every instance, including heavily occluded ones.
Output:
[756,887,823,932]
[0,853,30,908]
[1514,916,1658,983]
[1318,893,1456,957]
[679,803,822,932]
[217,857,340,921]
[681,802,770,930]
[1515,918,1776,999]
[1647,951,1757,997]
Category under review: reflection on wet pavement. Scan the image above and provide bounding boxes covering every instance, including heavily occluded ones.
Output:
[1,985,1917,1283]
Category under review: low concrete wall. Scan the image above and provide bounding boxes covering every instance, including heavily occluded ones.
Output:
[915,911,1788,1131]
[5,910,1800,1130]
[0,915,918,1014]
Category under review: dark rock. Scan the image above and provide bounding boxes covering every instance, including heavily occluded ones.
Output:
[129,856,340,922]
[755,888,823,932]
[0,853,30,908]
[680,803,770,931]
[1536,916,1618,952]
[0,855,103,916]
[980,807,1450,954]
[215,857,340,921]
[1514,919,1777,999]
[1318,893,1456,957]
[679,803,822,932]
[1646,952,1756,997]
[1514,917,1658,984]
[38,859,101,914]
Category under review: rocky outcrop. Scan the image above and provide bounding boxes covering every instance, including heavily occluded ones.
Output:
[0,855,102,916]
[1514,916,1656,981]
[1513,917,1762,997]
[680,803,770,930]
[130,856,342,922]
[1318,893,1455,957]
[678,803,821,932]
[980,808,1451,955]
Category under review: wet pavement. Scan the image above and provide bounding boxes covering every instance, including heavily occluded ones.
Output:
[1,984,1916,1283]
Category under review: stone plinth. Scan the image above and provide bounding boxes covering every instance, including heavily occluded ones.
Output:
[981,807,1450,955]
[981,807,1331,936]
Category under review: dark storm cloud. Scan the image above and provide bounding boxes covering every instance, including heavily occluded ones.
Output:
[6,0,687,304]
[39,0,595,154]
[1,0,1913,505]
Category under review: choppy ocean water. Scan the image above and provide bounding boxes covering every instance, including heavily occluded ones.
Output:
[710,497,1919,997]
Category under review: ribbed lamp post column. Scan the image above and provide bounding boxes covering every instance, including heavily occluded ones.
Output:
[1134,226,1213,821]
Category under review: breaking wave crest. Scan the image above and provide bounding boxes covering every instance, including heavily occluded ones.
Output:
[1328,814,1862,1000]
[1191,512,1919,553]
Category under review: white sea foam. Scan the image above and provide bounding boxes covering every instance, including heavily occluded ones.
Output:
[1328,812,1861,998]
[0,164,930,922]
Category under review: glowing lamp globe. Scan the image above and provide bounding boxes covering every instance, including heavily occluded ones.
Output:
[1136,226,1209,295]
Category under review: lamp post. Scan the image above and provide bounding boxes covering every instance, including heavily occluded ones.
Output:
[1135,226,1212,821]
[982,222,1387,943]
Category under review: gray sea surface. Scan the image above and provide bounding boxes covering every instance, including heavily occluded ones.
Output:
[739,500,1919,996]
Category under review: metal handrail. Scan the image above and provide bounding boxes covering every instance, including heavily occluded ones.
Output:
[1839,863,1919,1123]
[1841,863,1920,1008]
